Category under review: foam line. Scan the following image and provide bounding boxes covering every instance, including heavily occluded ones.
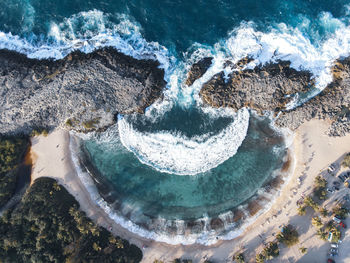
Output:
[118,108,250,175]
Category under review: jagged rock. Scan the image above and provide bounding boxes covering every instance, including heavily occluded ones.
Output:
[200,60,313,114]
[0,47,166,134]
[185,57,213,86]
[274,57,350,135]
[200,57,350,136]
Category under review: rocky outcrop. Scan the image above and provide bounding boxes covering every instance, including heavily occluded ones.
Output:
[185,57,213,86]
[200,57,350,136]
[200,60,313,113]
[276,59,350,135]
[0,47,166,134]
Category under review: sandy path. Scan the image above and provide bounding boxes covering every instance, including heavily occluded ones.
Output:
[30,120,350,263]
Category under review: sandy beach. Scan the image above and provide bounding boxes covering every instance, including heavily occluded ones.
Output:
[30,119,350,263]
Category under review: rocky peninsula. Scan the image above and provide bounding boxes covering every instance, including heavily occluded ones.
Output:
[194,57,350,136]
[0,48,166,135]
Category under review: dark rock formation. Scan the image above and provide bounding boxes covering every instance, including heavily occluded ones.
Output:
[276,58,350,135]
[0,47,166,134]
[200,61,313,113]
[185,57,213,86]
[200,58,350,136]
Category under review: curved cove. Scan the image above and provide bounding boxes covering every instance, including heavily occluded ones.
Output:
[80,110,287,235]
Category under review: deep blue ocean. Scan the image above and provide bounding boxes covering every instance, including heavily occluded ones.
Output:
[2,0,350,244]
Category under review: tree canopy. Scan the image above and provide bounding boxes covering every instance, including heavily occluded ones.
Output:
[0,177,142,263]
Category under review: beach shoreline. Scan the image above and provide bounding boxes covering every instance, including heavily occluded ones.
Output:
[30,119,350,262]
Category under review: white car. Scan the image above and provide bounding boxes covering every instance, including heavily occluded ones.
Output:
[333,217,341,224]
[331,243,339,248]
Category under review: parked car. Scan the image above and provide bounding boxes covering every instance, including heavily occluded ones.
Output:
[329,164,336,172]
[338,175,346,182]
[344,173,349,179]
[340,222,346,228]
[333,217,341,224]
[330,248,338,253]
[331,243,339,248]
[333,181,340,186]
[327,259,335,263]
[333,186,340,191]
[327,188,335,193]
[328,164,335,172]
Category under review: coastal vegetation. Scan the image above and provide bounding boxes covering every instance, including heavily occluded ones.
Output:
[276,225,299,247]
[0,136,29,207]
[332,204,349,219]
[311,216,323,228]
[255,241,279,263]
[233,252,245,262]
[299,247,307,254]
[30,128,49,137]
[341,153,350,168]
[313,176,328,200]
[0,177,142,262]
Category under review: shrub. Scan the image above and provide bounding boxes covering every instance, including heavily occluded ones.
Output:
[342,153,350,168]
[319,207,328,217]
[311,217,323,228]
[234,252,245,263]
[277,225,299,247]
[0,136,29,207]
[262,242,279,260]
[314,176,327,188]
[299,247,307,254]
[255,253,265,263]
[297,205,306,216]
[316,229,327,241]
[304,196,319,211]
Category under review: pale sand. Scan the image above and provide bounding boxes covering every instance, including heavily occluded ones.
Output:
[30,120,350,263]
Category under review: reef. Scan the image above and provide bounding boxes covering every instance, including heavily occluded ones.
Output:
[0,47,166,134]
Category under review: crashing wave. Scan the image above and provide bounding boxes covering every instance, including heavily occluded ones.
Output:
[0,10,173,75]
[118,108,250,175]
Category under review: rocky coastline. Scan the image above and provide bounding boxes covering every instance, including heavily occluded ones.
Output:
[0,47,166,135]
[192,57,350,136]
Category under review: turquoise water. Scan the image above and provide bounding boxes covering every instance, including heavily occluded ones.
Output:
[83,113,285,222]
[1,0,350,53]
[2,0,350,243]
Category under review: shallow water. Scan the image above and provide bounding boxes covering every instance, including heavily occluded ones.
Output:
[82,111,286,228]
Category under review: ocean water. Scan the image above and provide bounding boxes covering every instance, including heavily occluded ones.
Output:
[2,0,350,244]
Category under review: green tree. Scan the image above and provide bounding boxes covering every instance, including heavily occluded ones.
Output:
[234,252,245,263]
[255,253,265,263]
[0,178,142,263]
[297,205,306,216]
[332,205,349,219]
[304,196,319,211]
[319,207,328,217]
[277,225,299,247]
[262,242,279,260]
[342,153,350,168]
[314,176,327,188]
[299,247,307,254]
[311,217,323,228]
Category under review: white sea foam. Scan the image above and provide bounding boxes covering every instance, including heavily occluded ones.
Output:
[220,17,350,99]
[118,107,249,175]
[0,10,173,75]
